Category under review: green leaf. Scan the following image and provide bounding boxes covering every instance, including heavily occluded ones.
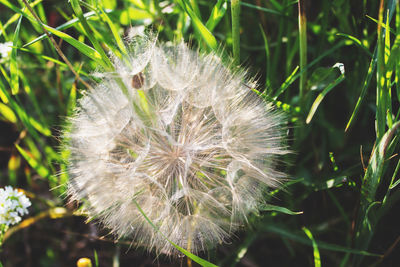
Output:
[259,204,303,215]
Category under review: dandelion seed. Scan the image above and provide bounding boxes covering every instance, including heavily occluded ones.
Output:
[64,33,289,256]
[0,186,31,226]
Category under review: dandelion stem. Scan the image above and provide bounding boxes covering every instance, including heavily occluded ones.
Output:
[231,0,241,65]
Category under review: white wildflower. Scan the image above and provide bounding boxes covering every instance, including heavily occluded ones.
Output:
[0,186,31,226]
[65,33,289,256]
[0,42,12,58]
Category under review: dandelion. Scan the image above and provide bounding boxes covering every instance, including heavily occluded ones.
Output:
[0,186,31,226]
[65,32,288,256]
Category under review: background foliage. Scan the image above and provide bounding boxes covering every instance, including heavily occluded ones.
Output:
[0,0,399,266]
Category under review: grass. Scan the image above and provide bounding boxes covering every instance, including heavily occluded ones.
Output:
[0,0,399,266]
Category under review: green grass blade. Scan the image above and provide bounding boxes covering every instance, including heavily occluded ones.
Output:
[98,6,127,56]
[306,64,345,124]
[176,0,218,50]
[355,121,400,258]
[69,0,113,69]
[259,204,303,215]
[345,49,376,131]
[239,1,282,16]
[10,16,22,95]
[336,33,372,56]
[262,224,381,257]
[23,10,110,48]
[259,24,271,90]
[41,25,104,67]
[0,0,35,21]
[0,102,17,123]
[273,66,299,99]
[16,144,51,180]
[205,0,227,32]
[0,75,10,103]
[302,227,321,267]
[274,42,345,100]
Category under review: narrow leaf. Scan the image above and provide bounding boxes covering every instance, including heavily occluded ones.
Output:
[10,16,22,95]
[259,204,303,215]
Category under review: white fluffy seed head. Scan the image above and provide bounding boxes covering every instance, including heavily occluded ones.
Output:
[64,32,289,256]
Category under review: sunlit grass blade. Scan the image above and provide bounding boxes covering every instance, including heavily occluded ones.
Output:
[0,0,36,21]
[273,66,299,99]
[306,64,345,124]
[10,16,22,95]
[0,0,42,31]
[98,6,127,56]
[23,10,111,48]
[40,25,104,67]
[336,33,372,56]
[176,0,218,50]
[345,49,376,131]
[205,0,227,32]
[69,0,113,69]
[0,72,10,103]
[0,71,51,137]
[302,227,321,267]
[376,0,386,140]
[15,144,52,181]
[0,102,17,123]
[273,42,345,100]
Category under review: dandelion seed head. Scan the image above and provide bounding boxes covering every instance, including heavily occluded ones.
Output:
[65,33,288,256]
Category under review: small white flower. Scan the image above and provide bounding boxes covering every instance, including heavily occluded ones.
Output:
[0,42,12,58]
[0,186,31,226]
[65,34,289,256]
